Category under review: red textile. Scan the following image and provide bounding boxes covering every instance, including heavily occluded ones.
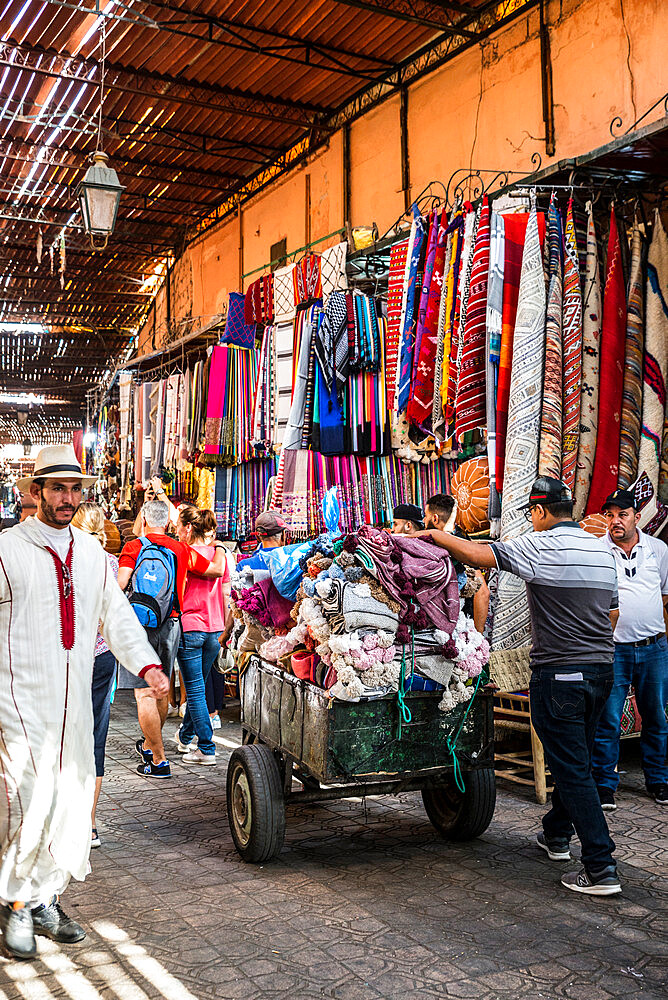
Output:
[407,208,449,428]
[386,238,409,411]
[293,253,322,304]
[455,197,490,440]
[495,212,546,492]
[244,275,274,325]
[586,208,627,514]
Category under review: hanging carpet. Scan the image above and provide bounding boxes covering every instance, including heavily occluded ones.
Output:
[561,198,583,489]
[538,194,563,479]
[486,210,505,533]
[618,219,645,488]
[455,197,490,441]
[385,238,409,412]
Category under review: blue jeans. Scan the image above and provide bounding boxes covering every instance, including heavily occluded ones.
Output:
[92,650,116,777]
[592,637,668,791]
[177,631,221,755]
[529,665,616,876]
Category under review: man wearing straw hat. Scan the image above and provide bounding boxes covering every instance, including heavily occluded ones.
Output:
[0,445,168,960]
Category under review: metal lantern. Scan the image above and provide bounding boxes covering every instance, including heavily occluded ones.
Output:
[76,151,125,250]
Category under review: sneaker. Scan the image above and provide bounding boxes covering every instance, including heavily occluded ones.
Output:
[136,760,172,778]
[210,714,222,730]
[166,704,180,718]
[32,898,86,943]
[91,827,101,848]
[561,868,621,896]
[178,703,186,718]
[174,727,196,753]
[597,786,617,811]
[182,748,216,766]
[647,783,668,805]
[135,738,153,763]
[1,903,36,959]
[536,831,571,861]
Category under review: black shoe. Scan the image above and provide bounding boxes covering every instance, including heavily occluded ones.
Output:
[135,738,153,763]
[1,904,36,959]
[597,786,617,811]
[561,867,621,896]
[536,831,571,861]
[136,760,171,778]
[647,783,668,805]
[31,899,85,944]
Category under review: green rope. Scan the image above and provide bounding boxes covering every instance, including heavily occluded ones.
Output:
[446,671,484,793]
[396,628,414,739]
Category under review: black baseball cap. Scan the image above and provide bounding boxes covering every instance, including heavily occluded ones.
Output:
[393,503,424,524]
[601,489,637,512]
[519,476,573,510]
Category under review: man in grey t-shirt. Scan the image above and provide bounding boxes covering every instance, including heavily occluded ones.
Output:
[422,476,621,897]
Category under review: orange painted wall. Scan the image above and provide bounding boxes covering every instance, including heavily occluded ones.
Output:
[136,0,668,355]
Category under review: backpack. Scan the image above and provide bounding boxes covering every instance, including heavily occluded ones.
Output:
[128,537,178,629]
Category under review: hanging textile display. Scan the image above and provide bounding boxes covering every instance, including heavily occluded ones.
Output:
[492,203,546,653]
[203,344,258,464]
[244,274,274,326]
[214,459,277,540]
[638,210,668,511]
[445,206,479,436]
[320,241,348,303]
[273,264,297,323]
[455,197,490,441]
[223,292,257,349]
[560,198,583,490]
[618,219,645,488]
[485,210,504,534]
[538,194,563,479]
[396,213,428,413]
[586,207,627,514]
[433,213,464,441]
[293,253,322,305]
[251,324,277,452]
[283,307,318,451]
[385,238,409,412]
[573,202,602,520]
[118,371,132,490]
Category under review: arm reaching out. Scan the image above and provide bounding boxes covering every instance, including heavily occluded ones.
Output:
[419,528,498,569]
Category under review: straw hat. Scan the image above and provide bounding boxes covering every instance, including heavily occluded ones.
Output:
[17,444,97,493]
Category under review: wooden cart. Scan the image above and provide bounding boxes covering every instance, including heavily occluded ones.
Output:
[226,657,496,862]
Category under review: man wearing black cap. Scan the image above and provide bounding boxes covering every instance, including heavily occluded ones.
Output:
[592,490,668,809]
[392,503,424,535]
[419,475,621,896]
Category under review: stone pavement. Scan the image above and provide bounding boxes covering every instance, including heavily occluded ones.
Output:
[0,691,665,1000]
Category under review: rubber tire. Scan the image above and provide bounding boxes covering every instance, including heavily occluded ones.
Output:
[422,767,496,841]
[226,745,286,862]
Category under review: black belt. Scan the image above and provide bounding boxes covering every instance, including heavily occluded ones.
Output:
[620,633,665,648]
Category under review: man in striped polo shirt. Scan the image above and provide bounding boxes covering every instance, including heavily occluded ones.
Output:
[422,476,621,896]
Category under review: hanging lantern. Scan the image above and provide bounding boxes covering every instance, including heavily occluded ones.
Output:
[22,438,32,458]
[75,151,125,250]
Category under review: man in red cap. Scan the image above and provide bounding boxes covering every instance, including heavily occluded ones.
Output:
[592,489,668,810]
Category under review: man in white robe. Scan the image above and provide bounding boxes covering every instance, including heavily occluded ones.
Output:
[0,445,168,959]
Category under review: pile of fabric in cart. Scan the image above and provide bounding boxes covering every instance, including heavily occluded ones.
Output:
[228,520,488,713]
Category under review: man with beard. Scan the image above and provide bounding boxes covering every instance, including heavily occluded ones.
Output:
[0,445,168,960]
[592,489,668,809]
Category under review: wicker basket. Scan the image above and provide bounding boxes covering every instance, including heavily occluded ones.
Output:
[489,646,531,691]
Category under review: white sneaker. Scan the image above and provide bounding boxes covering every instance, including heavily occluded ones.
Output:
[166,705,179,718]
[182,748,216,765]
[174,727,197,753]
[210,714,222,730]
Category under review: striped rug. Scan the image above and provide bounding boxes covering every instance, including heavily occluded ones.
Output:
[538,194,563,479]
[638,210,668,510]
[561,198,583,489]
[618,220,644,488]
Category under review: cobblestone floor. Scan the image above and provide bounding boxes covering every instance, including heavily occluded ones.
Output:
[0,691,666,1000]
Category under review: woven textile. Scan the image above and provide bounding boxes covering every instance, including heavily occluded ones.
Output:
[314,291,349,402]
[410,211,439,390]
[385,238,409,412]
[638,210,668,508]
[293,253,322,305]
[587,208,627,514]
[283,309,314,450]
[397,214,428,412]
[495,213,541,494]
[618,220,645,488]
[573,201,602,519]
[561,198,583,489]
[492,205,546,652]
[408,207,449,429]
[445,207,478,434]
[538,195,563,479]
[320,241,348,304]
[434,214,464,440]
[204,346,227,455]
[486,211,505,532]
[455,197,490,441]
[223,292,256,349]
[280,449,310,534]
[273,264,297,323]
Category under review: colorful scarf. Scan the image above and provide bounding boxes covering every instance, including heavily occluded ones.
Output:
[223,292,256,349]
[204,345,228,455]
[283,309,314,450]
[638,210,668,511]
[445,206,478,434]
[396,213,428,412]
[407,207,449,429]
[455,197,490,441]
[314,291,349,402]
[280,448,310,535]
[560,198,583,490]
[293,253,322,305]
[244,275,274,325]
[586,207,627,514]
[493,204,546,652]
[385,238,409,412]
[573,201,602,520]
[486,210,505,533]
[410,210,439,391]
[538,194,563,479]
[434,214,464,440]
[618,219,645,488]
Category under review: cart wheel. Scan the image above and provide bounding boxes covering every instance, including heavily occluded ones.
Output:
[422,768,496,841]
[226,745,286,863]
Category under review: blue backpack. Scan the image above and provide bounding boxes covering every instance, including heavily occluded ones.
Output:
[128,538,178,629]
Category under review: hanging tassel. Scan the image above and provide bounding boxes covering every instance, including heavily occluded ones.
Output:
[36,229,43,264]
